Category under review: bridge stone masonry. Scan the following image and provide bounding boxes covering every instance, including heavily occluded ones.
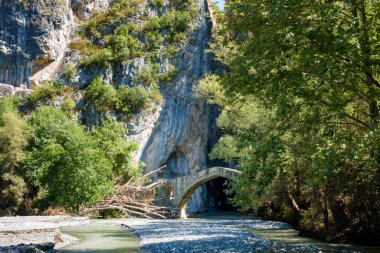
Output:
[159,167,241,218]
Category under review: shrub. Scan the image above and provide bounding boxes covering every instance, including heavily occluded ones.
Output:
[25,83,60,109]
[0,98,32,215]
[148,0,164,9]
[80,47,115,68]
[84,77,119,113]
[92,117,140,181]
[118,85,151,115]
[63,63,77,81]
[61,98,76,117]
[25,106,114,211]
[134,64,160,87]
[160,64,178,82]
[25,82,75,110]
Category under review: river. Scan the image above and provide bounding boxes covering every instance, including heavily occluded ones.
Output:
[60,220,140,253]
[59,213,380,253]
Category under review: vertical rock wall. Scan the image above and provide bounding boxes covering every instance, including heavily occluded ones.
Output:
[127,0,217,212]
[0,0,110,87]
[0,0,74,87]
[0,0,219,212]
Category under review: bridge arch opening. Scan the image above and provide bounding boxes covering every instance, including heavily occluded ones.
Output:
[164,167,241,219]
[178,176,235,218]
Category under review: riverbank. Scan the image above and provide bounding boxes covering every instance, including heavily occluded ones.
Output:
[0,216,89,251]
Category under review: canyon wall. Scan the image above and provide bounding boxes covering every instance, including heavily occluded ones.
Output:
[0,0,220,212]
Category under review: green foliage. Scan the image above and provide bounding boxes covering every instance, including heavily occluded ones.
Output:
[80,0,143,39]
[160,64,178,82]
[61,98,76,117]
[84,77,119,113]
[148,0,164,9]
[135,64,160,87]
[0,98,32,215]
[0,112,32,173]
[25,81,76,110]
[80,47,115,68]
[194,74,225,105]
[160,9,191,42]
[25,106,114,211]
[205,0,380,243]
[0,173,28,215]
[117,85,151,116]
[72,0,195,81]
[92,117,141,182]
[63,63,77,81]
[210,135,239,162]
[84,77,162,122]
[0,84,143,214]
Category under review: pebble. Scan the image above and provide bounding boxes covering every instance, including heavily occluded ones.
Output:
[122,219,319,253]
[0,216,89,250]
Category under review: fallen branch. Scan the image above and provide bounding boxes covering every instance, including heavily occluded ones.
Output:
[79,168,170,219]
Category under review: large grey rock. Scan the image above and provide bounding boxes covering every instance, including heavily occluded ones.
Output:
[0,0,74,87]
[0,0,110,88]
[0,83,14,97]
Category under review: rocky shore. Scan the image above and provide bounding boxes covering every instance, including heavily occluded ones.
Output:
[0,216,89,252]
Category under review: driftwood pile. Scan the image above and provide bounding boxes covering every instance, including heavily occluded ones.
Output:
[79,166,171,219]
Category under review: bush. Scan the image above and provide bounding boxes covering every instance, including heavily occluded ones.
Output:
[25,81,75,110]
[84,77,119,113]
[25,106,114,211]
[61,98,76,117]
[148,0,164,9]
[26,84,59,109]
[92,117,140,181]
[76,0,195,68]
[0,173,28,216]
[160,64,178,82]
[118,85,151,116]
[63,63,77,81]
[134,64,160,87]
[80,47,115,68]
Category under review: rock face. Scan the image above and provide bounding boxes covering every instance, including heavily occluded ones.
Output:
[0,0,74,87]
[0,0,220,212]
[128,0,217,212]
[0,0,110,87]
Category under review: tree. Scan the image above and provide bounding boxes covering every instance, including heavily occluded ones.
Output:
[0,97,32,215]
[203,0,380,243]
[92,116,141,182]
[25,106,114,211]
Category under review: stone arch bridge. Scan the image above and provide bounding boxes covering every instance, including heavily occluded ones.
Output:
[160,167,241,218]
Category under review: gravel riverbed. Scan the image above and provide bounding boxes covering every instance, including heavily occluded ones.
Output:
[0,216,89,250]
[122,219,322,253]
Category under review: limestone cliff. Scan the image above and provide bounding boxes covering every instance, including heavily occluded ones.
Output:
[0,0,220,212]
[0,0,109,87]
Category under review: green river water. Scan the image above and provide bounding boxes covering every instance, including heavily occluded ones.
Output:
[60,220,141,253]
[59,215,380,253]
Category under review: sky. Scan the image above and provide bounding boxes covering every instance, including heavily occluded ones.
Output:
[214,0,225,10]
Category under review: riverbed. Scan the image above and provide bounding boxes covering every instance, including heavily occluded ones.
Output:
[58,214,380,253]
